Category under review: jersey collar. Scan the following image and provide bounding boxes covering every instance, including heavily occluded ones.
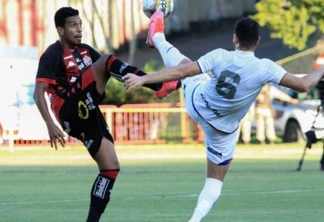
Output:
[235,50,255,57]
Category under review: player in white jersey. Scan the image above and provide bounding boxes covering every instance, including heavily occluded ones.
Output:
[123,12,324,222]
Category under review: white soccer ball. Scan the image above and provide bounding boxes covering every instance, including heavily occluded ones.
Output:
[142,0,174,18]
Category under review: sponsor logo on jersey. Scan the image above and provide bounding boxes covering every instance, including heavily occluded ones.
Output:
[78,101,89,119]
[67,61,76,68]
[93,176,110,199]
[79,132,85,142]
[64,55,73,60]
[85,139,93,149]
[63,121,71,134]
[78,62,85,71]
[77,93,96,119]
[119,63,128,74]
[85,92,96,110]
[70,76,77,83]
[200,93,222,117]
[207,146,222,157]
[110,72,124,82]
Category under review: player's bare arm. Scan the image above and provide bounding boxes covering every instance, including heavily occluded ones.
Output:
[33,82,66,149]
[280,65,324,92]
[123,61,200,91]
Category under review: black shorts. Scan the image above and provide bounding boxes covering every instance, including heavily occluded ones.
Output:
[51,67,114,158]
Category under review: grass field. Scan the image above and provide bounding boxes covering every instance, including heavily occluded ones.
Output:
[1,142,324,222]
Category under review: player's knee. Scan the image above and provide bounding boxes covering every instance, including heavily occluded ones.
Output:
[94,53,112,68]
[101,53,113,61]
[98,156,120,170]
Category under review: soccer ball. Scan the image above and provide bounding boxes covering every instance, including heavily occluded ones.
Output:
[142,0,174,18]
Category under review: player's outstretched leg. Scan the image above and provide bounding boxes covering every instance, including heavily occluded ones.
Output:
[147,11,180,99]
[91,51,176,99]
[148,11,189,67]
[148,11,210,98]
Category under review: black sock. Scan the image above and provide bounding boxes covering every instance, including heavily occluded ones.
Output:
[86,206,101,222]
[176,80,181,89]
[86,169,120,222]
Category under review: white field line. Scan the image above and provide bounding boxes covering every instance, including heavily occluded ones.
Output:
[1,188,323,206]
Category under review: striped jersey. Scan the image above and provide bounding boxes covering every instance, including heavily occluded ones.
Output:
[35,41,101,101]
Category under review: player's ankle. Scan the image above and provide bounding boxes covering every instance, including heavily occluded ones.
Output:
[189,209,204,222]
[86,206,101,222]
[152,33,166,48]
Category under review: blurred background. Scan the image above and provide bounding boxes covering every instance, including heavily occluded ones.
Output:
[0,0,324,147]
[2,2,324,221]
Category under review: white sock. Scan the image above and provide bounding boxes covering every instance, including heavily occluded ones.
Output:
[152,33,188,67]
[189,178,223,222]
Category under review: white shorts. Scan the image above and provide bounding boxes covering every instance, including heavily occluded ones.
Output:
[182,74,237,165]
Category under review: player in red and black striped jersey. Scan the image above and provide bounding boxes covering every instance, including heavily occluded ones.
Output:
[34,6,179,222]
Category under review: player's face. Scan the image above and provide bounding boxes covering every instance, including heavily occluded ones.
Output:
[61,16,83,47]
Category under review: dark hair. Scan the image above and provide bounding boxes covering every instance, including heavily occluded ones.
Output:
[234,17,259,48]
[54,7,79,27]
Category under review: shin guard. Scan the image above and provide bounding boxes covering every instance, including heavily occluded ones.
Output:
[86,169,120,222]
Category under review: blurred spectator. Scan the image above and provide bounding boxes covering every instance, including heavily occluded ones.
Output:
[255,85,275,144]
[237,103,255,144]
[255,85,298,144]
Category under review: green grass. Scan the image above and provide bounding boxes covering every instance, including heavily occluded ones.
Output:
[0,143,324,222]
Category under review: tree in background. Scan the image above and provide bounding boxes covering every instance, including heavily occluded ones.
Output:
[252,0,324,50]
[68,0,114,53]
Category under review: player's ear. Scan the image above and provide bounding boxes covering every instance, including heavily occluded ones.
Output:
[56,26,64,36]
[233,34,238,44]
[256,36,261,45]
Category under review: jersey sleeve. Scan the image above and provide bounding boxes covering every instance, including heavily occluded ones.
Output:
[262,59,287,85]
[82,44,101,63]
[35,50,58,85]
[197,48,223,73]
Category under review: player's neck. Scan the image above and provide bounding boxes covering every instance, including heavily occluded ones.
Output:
[236,46,255,52]
[58,39,76,51]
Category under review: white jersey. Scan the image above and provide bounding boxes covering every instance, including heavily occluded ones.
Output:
[194,49,287,133]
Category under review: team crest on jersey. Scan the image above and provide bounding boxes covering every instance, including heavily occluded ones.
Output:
[83,55,92,66]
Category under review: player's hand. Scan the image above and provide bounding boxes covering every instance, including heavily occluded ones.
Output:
[123,73,144,92]
[46,122,66,150]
